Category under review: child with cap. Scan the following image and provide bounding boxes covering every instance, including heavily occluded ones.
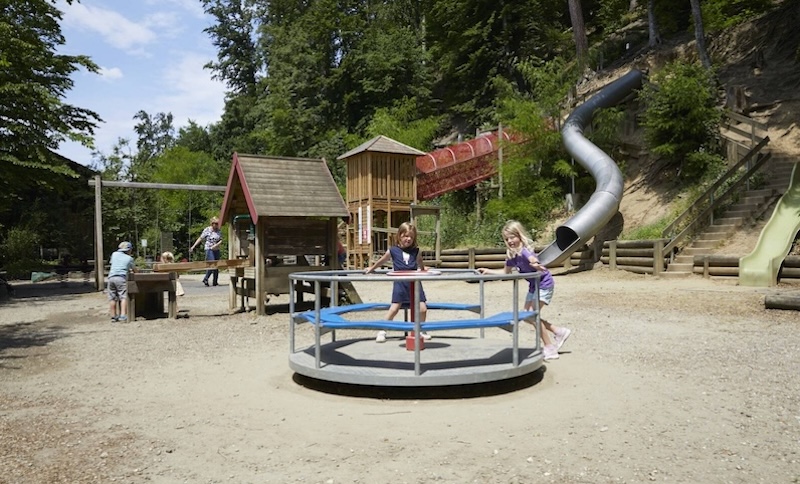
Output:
[108,241,136,322]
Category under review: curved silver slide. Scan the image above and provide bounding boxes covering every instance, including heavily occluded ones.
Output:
[538,69,644,267]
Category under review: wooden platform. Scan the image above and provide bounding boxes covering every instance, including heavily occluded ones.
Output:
[289,335,543,387]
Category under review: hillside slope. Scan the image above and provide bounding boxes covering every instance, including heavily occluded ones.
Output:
[561,2,800,255]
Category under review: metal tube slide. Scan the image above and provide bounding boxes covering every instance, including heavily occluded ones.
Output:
[538,69,644,267]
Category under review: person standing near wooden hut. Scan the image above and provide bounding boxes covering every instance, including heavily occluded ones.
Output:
[191,216,222,286]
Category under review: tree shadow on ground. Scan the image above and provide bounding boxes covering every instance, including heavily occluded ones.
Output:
[0,322,67,369]
[0,280,96,304]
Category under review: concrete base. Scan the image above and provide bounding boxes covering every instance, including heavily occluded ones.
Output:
[289,335,544,387]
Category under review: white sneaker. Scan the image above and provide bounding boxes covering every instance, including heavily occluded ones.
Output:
[554,328,572,351]
[543,344,559,360]
[375,330,387,343]
[420,332,432,341]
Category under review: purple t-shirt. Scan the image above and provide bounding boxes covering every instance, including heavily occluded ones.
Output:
[506,247,554,292]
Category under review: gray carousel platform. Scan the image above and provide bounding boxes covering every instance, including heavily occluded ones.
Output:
[289,334,544,386]
[288,269,547,388]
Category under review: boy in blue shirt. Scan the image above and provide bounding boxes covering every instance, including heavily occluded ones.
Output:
[108,241,136,322]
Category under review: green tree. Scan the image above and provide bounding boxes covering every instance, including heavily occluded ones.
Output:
[641,61,722,180]
[201,0,260,96]
[0,0,101,214]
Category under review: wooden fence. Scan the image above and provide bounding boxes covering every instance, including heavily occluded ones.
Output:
[432,243,800,282]
[436,246,595,270]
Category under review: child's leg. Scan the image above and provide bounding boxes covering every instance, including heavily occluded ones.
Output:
[109,297,118,319]
[376,303,402,343]
[385,302,401,321]
[524,299,552,345]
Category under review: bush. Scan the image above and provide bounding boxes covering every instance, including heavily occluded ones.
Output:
[640,61,722,180]
[1,228,41,279]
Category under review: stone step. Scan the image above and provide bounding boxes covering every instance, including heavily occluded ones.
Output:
[714,217,743,226]
[660,270,693,279]
[667,262,694,272]
[743,189,774,198]
[672,255,694,264]
[724,209,754,219]
[694,232,726,241]
[681,247,714,256]
[692,239,722,249]
[724,203,761,213]
[705,224,738,233]
[738,195,770,205]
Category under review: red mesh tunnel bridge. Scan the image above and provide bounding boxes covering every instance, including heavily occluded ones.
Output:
[415,130,517,201]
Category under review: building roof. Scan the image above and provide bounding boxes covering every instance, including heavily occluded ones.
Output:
[336,135,425,160]
[219,153,348,224]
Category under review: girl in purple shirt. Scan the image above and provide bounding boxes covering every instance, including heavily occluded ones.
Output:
[478,220,571,360]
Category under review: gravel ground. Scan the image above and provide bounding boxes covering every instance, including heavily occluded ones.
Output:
[1,268,799,483]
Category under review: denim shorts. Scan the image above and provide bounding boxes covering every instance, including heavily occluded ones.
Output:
[526,286,554,306]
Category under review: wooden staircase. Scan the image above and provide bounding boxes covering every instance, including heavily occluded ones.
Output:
[663,155,794,277]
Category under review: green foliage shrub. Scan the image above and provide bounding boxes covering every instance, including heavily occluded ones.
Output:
[1,227,40,279]
[641,61,722,181]
[701,0,774,32]
[621,217,671,241]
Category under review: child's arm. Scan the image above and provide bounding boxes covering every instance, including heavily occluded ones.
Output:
[477,266,513,275]
[527,253,546,271]
[416,252,426,272]
[365,250,391,273]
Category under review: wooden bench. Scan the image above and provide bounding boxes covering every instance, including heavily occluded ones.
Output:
[127,272,177,320]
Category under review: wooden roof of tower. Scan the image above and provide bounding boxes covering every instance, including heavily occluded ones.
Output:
[219,153,348,224]
[337,135,425,159]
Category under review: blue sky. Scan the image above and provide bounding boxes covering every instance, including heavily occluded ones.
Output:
[55,0,227,166]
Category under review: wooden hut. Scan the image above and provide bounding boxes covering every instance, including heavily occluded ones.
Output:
[219,153,348,315]
[338,136,425,268]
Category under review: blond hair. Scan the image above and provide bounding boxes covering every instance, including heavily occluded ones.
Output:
[502,220,534,258]
[210,216,220,224]
[395,222,418,249]
[160,251,175,263]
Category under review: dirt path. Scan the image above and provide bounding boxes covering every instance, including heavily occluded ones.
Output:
[2,269,799,483]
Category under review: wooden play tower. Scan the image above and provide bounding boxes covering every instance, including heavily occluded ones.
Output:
[338,136,425,268]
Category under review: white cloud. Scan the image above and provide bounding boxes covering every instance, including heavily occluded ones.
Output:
[60,1,156,53]
[146,0,207,19]
[98,66,123,81]
[155,52,226,127]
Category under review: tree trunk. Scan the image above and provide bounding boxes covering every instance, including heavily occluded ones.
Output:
[690,0,712,69]
[568,0,589,62]
[629,0,638,11]
[647,0,661,47]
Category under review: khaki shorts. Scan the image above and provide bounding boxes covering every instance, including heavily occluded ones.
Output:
[107,275,128,301]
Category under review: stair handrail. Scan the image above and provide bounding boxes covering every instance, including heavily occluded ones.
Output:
[661,136,770,241]
[661,149,773,259]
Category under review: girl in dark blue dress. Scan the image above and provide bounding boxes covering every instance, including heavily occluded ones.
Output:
[365,222,429,343]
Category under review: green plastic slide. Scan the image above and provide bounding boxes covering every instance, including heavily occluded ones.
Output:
[739,163,800,286]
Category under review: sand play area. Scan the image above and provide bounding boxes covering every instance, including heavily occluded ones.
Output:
[1,267,799,483]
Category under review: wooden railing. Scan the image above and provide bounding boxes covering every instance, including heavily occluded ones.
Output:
[660,138,772,261]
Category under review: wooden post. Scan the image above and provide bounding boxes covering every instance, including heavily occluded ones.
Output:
[255,222,265,315]
[94,175,104,291]
[653,240,663,275]
[468,247,476,270]
[609,241,617,270]
[703,256,710,278]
